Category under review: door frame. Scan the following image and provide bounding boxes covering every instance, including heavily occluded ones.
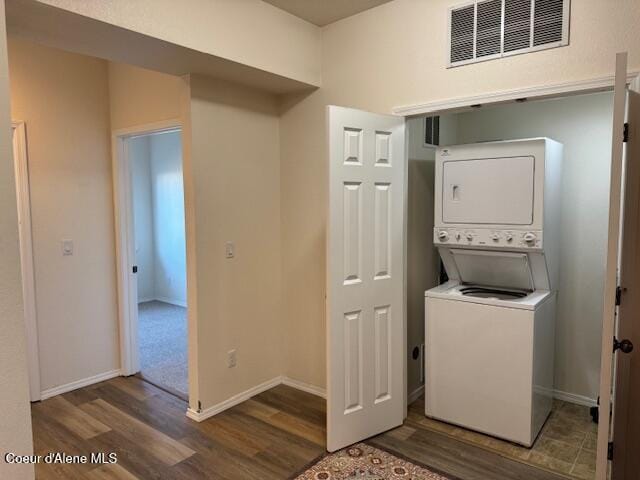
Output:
[393,70,639,116]
[391,64,640,480]
[111,119,183,378]
[12,120,41,402]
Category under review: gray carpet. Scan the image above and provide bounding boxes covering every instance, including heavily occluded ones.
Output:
[138,301,188,396]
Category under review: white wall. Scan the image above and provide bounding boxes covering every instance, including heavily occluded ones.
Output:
[131,131,187,307]
[406,117,438,396]
[149,131,187,306]
[31,0,322,87]
[406,115,458,396]
[130,136,155,302]
[452,92,614,401]
[9,37,119,394]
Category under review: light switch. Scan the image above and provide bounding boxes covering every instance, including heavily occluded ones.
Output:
[62,239,74,256]
[225,241,234,259]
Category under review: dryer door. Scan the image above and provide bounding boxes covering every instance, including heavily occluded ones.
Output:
[442,156,535,225]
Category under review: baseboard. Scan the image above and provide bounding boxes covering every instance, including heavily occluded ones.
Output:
[185,378,597,425]
[281,376,326,398]
[408,385,425,404]
[552,389,597,407]
[40,369,121,400]
[138,297,155,304]
[154,296,187,308]
[186,375,325,422]
[186,376,282,422]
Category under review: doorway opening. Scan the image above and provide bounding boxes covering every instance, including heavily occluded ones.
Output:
[113,121,188,401]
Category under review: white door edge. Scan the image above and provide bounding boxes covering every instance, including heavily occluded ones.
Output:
[12,121,41,402]
[595,52,628,480]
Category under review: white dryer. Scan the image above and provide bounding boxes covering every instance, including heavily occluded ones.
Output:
[425,138,562,447]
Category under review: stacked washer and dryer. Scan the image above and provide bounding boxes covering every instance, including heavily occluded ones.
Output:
[425,138,563,447]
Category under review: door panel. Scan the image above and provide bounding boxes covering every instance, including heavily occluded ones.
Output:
[327,106,406,452]
[611,88,640,479]
[442,156,534,225]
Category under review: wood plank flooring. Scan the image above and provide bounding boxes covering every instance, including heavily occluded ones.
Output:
[31,376,568,480]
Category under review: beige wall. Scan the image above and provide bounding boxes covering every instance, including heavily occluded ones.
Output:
[108,62,183,130]
[111,66,286,412]
[279,0,640,389]
[279,93,327,387]
[321,0,640,112]
[189,75,283,408]
[8,38,119,392]
[34,0,322,87]
[0,2,34,478]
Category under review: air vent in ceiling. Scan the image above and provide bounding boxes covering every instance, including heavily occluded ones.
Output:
[448,0,570,67]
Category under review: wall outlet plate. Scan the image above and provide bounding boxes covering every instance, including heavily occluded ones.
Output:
[62,239,74,256]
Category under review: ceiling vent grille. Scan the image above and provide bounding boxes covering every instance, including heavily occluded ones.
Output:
[448,0,570,67]
[476,0,502,58]
[450,4,475,63]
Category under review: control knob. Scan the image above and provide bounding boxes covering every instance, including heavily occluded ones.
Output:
[466,233,474,241]
[491,233,500,242]
[523,232,537,244]
[505,233,513,242]
[438,230,449,241]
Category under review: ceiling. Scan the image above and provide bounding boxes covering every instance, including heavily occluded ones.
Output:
[262,0,395,26]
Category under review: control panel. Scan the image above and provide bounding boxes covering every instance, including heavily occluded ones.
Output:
[434,228,543,249]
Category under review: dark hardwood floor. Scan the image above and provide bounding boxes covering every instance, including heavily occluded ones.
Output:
[31,376,567,479]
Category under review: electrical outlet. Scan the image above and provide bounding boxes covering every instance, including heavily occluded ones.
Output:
[227,349,237,368]
[225,241,235,259]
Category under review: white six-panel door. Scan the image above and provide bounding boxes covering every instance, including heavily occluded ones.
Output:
[327,106,406,452]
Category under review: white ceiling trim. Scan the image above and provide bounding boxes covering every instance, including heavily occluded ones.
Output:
[393,71,640,117]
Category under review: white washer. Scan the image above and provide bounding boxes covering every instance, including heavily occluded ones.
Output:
[425,138,562,447]
[425,281,555,447]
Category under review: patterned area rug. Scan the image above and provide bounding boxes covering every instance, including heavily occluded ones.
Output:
[293,443,453,480]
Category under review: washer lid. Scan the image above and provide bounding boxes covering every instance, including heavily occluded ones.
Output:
[449,249,534,291]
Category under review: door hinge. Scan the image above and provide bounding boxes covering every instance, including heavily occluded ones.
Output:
[623,123,629,143]
[132,265,138,274]
[608,441,614,461]
[615,285,622,306]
